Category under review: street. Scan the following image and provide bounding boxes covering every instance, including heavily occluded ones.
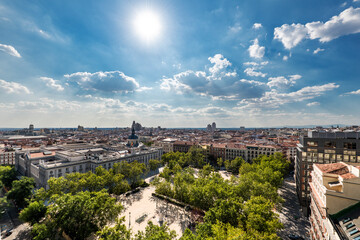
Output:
[277,174,310,240]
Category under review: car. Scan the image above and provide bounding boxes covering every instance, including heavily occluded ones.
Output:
[2,228,13,238]
[288,234,304,240]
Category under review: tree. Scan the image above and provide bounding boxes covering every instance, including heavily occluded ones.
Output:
[7,177,35,208]
[186,146,205,168]
[135,221,176,240]
[199,164,213,178]
[19,200,47,225]
[44,190,122,240]
[0,166,17,188]
[149,159,161,172]
[217,158,223,169]
[97,217,131,240]
[242,196,282,234]
[31,222,57,240]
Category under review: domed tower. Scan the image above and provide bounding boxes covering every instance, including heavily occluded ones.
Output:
[127,121,139,147]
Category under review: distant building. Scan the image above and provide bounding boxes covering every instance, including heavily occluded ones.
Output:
[0,149,15,165]
[77,125,84,131]
[29,124,34,131]
[239,126,245,132]
[296,130,360,215]
[204,143,281,163]
[15,145,163,189]
[154,138,177,153]
[212,122,217,131]
[309,162,360,240]
[127,121,139,148]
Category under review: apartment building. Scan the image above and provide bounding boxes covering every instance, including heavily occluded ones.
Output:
[0,149,16,165]
[296,130,360,214]
[309,162,360,240]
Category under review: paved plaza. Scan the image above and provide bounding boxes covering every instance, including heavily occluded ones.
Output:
[119,185,191,238]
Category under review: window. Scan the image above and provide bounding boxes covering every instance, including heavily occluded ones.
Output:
[344,150,356,155]
[307,141,318,147]
[325,141,336,148]
[344,142,356,150]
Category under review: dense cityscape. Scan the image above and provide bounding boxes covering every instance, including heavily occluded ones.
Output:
[0,123,359,239]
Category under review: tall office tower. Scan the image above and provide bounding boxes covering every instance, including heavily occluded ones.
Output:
[29,124,34,131]
[296,130,360,215]
[211,122,216,131]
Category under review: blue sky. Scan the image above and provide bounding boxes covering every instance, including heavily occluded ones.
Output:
[1,0,360,128]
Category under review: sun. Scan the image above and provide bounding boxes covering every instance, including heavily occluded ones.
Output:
[133,10,162,42]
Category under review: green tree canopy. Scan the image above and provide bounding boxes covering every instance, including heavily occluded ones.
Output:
[0,166,17,188]
[7,177,35,208]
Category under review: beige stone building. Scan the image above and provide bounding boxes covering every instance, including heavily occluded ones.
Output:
[309,162,360,240]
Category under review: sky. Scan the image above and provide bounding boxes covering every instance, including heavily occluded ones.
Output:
[1,0,360,128]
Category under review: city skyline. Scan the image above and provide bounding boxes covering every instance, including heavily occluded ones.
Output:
[1,0,360,127]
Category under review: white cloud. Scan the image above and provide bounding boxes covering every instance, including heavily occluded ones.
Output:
[40,77,64,91]
[244,67,267,78]
[0,79,31,94]
[136,86,153,92]
[0,43,21,58]
[239,83,339,109]
[307,102,320,106]
[228,23,242,33]
[243,61,268,66]
[208,54,231,78]
[65,71,140,93]
[253,23,263,29]
[344,89,360,95]
[283,55,289,61]
[313,48,325,54]
[274,23,308,49]
[274,7,360,49]
[267,75,301,89]
[248,38,265,58]
[160,54,267,99]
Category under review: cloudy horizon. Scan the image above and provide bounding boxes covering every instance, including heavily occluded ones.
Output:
[0,0,360,128]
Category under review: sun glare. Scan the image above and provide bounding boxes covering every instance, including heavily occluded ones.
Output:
[133,10,162,42]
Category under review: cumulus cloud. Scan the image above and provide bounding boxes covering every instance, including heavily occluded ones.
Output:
[40,77,64,91]
[0,79,31,94]
[283,55,289,61]
[248,38,265,58]
[160,54,267,100]
[65,71,140,93]
[0,43,21,58]
[244,67,267,78]
[239,83,339,109]
[307,102,320,106]
[344,89,360,95]
[243,61,268,78]
[267,75,301,89]
[274,24,308,49]
[274,7,360,49]
[208,54,232,79]
[313,48,325,54]
[253,23,263,29]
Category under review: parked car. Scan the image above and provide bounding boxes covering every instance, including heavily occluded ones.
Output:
[288,234,304,240]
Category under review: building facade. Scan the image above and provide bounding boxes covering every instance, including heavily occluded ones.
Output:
[16,146,163,189]
[296,130,360,214]
[309,162,360,240]
[0,150,16,165]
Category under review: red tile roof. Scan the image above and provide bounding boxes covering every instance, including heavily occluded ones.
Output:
[315,162,348,174]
